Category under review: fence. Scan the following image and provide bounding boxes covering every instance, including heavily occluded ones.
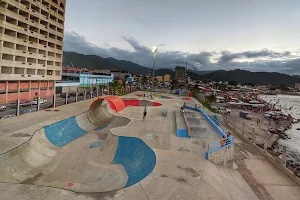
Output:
[2,88,138,118]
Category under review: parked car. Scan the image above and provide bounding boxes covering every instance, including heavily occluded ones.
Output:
[217,107,231,114]
[239,111,252,120]
[70,92,84,96]
[264,111,275,119]
[10,100,32,108]
[0,115,16,120]
[31,98,47,105]
[0,105,7,111]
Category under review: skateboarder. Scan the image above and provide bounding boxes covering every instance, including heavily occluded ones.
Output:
[143,106,147,121]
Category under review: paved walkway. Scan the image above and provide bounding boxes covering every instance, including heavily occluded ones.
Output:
[0,91,298,199]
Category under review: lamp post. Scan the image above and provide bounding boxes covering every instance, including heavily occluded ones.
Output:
[151,46,158,96]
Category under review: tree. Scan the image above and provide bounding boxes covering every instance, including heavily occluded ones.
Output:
[142,76,147,85]
[109,80,124,94]
[228,80,237,86]
[205,94,217,105]
[279,84,290,91]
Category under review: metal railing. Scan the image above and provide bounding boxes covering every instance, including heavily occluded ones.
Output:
[207,136,234,152]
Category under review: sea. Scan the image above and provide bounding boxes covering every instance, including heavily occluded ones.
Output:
[259,94,300,161]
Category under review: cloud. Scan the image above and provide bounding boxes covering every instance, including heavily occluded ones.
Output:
[63,31,300,75]
[218,49,293,64]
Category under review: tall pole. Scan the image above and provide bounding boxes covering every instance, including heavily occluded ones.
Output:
[151,51,156,96]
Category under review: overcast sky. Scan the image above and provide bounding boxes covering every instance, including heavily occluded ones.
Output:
[63,0,300,75]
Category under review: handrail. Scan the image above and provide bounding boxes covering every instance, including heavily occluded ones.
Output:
[182,112,191,136]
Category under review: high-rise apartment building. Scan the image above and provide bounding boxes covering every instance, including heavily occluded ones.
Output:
[0,0,66,103]
[175,66,186,80]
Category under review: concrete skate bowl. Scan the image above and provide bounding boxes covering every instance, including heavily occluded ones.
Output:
[122,98,162,107]
[0,96,156,193]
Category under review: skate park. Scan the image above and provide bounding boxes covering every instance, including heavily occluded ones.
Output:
[0,91,299,200]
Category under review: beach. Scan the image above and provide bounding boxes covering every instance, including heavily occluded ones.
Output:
[259,94,300,169]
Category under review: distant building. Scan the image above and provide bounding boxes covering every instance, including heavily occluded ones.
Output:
[110,70,129,81]
[295,83,300,89]
[175,66,186,80]
[156,76,163,82]
[164,74,171,82]
[56,67,113,93]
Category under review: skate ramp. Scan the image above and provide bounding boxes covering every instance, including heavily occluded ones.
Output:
[185,111,209,139]
[0,96,156,192]
[122,99,162,107]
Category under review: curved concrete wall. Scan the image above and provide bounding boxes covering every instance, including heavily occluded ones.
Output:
[122,99,162,107]
[0,96,156,192]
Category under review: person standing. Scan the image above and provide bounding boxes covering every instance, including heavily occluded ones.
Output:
[143,106,147,121]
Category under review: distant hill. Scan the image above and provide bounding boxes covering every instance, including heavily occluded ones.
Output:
[63,51,202,79]
[189,69,215,76]
[293,75,300,78]
[202,69,300,87]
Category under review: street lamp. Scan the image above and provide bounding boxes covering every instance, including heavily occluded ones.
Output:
[151,46,158,96]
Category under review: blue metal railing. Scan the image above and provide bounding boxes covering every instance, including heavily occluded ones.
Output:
[183,105,234,160]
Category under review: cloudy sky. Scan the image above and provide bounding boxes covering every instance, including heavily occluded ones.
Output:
[63,0,300,75]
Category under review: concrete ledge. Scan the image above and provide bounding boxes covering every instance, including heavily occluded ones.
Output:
[224,117,300,186]
[207,145,234,166]
[174,111,189,138]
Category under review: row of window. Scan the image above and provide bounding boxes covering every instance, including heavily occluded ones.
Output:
[1,53,62,66]
[1,15,63,43]
[1,66,61,76]
[7,0,65,22]
[1,40,62,59]
[0,0,64,32]
[1,27,63,50]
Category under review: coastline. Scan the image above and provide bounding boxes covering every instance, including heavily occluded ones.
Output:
[258,94,300,177]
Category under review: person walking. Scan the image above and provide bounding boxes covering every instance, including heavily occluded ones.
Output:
[142,106,147,121]
[220,135,226,147]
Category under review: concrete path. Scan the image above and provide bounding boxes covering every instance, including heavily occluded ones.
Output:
[1,91,294,199]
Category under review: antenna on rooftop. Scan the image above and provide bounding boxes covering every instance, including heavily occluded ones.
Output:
[71,62,75,68]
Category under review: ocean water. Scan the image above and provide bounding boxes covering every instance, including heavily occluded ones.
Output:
[259,95,300,160]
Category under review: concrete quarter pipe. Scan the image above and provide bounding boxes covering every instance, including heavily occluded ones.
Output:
[0,96,156,192]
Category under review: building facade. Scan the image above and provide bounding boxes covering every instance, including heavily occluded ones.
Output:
[56,67,114,93]
[175,66,186,80]
[0,0,66,103]
[295,83,300,89]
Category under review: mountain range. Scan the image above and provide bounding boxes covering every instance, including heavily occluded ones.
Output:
[63,51,300,87]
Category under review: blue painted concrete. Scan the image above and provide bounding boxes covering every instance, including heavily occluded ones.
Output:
[112,136,156,188]
[176,129,190,138]
[89,141,103,148]
[44,116,109,147]
[45,116,87,147]
[95,124,109,130]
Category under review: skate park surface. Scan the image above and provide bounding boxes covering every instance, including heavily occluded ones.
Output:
[0,91,299,200]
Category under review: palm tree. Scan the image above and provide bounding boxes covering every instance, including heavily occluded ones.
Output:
[109,80,124,94]
[142,76,147,85]
[205,94,217,105]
